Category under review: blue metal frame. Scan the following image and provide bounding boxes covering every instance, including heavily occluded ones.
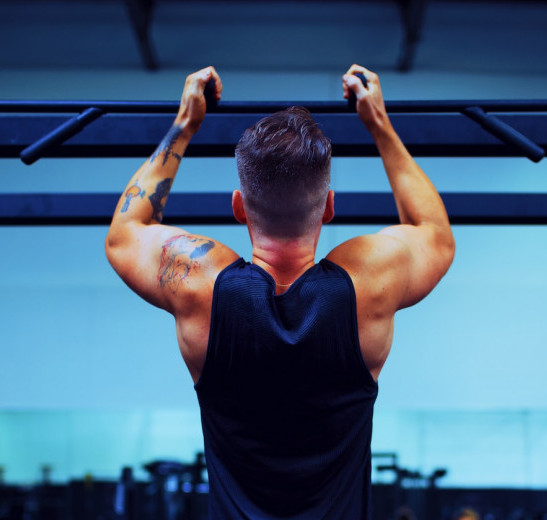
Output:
[1,113,546,160]
[1,193,546,226]
[1,99,546,225]
[1,99,546,162]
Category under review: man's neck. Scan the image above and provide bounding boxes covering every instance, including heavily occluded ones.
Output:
[251,235,317,292]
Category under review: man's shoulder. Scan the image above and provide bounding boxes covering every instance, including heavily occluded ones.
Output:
[325,233,412,316]
[326,233,408,275]
[158,232,240,313]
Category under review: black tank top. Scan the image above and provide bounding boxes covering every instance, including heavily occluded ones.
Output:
[195,258,378,520]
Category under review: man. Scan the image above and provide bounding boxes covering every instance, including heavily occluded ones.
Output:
[106,64,455,519]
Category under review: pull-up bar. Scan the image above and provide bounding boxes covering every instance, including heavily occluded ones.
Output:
[2,99,547,114]
[0,99,546,164]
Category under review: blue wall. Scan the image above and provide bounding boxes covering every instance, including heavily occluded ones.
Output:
[1,0,547,488]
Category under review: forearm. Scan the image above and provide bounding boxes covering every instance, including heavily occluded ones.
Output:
[106,65,221,260]
[372,120,450,229]
[109,122,192,231]
[343,65,451,231]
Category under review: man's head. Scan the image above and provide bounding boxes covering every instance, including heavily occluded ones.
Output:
[234,106,332,239]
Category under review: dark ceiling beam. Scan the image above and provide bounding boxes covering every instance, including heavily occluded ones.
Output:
[395,0,429,72]
[124,0,158,70]
[122,0,430,71]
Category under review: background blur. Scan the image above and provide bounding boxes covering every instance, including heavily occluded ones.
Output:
[1,0,547,490]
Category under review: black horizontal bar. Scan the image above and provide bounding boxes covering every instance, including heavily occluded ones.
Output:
[20,107,105,165]
[2,113,547,159]
[1,99,547,114]
[463,107,545,162]
[1,193,546,226]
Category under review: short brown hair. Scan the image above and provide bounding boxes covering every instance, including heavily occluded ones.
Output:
[235,106,331,238]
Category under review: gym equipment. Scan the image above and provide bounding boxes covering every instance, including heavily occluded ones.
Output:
[1,192,546,226]
[0,97,546,225]
[1,99,545,163]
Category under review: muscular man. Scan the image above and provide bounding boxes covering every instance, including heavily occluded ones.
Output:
[106,65,455,519]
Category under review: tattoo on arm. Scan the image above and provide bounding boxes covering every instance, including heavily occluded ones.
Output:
[148,178,172,222]
[158,235,215,293]
[150,125,184,166]
[120,182,146,213]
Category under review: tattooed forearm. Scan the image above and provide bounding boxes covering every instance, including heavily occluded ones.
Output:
[120,182,145,213]
[150,125,184,166]
[158,235,215,293]
[148,178,172,222]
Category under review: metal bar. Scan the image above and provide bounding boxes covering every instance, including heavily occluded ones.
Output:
[463,107,545,163]
[1,100,547,114]
[2,113,546,159]
[1,193,546,226]
[19,107,104,165]
[2,100,547,163]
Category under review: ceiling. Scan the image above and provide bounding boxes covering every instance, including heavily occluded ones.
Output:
[1,0,546,74]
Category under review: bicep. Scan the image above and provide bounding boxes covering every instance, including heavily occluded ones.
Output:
[105,223,183,311]
[106,223,225,313]
[378,223,454,309]
[327,223,454,311]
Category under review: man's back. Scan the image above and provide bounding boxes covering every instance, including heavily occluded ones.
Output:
[196,258,378,519]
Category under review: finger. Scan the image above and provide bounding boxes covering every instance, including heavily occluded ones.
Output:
[208,66,223,100]
[343,74,367,99]
[184,69,213,101]
[198,67,213,87]
[185,67,213,91]
[360,68,379,91]
[342,72,356,99]
[345,64,378,86]
[342,76,349,99]
[343,65,370,98]
[191,66,222,101]
[345,63,367,76]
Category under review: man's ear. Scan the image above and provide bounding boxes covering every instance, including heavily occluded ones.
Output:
[232,190,247,224]
[322,190,335,224]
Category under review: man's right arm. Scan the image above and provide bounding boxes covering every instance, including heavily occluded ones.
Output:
[333,64,455,310]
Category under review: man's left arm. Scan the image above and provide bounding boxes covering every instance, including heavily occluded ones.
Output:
[105,66,223,312]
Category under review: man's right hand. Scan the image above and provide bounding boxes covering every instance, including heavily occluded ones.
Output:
[342,64,391,137]
[175,66,223,134]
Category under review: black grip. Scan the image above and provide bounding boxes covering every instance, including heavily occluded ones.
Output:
[20,107,103,165]
[347,73,368,112]
[204,78,218,111]
[463,106,545,163]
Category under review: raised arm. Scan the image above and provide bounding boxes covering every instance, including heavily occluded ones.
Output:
[105,67,234,312]
[331,64,455,310]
